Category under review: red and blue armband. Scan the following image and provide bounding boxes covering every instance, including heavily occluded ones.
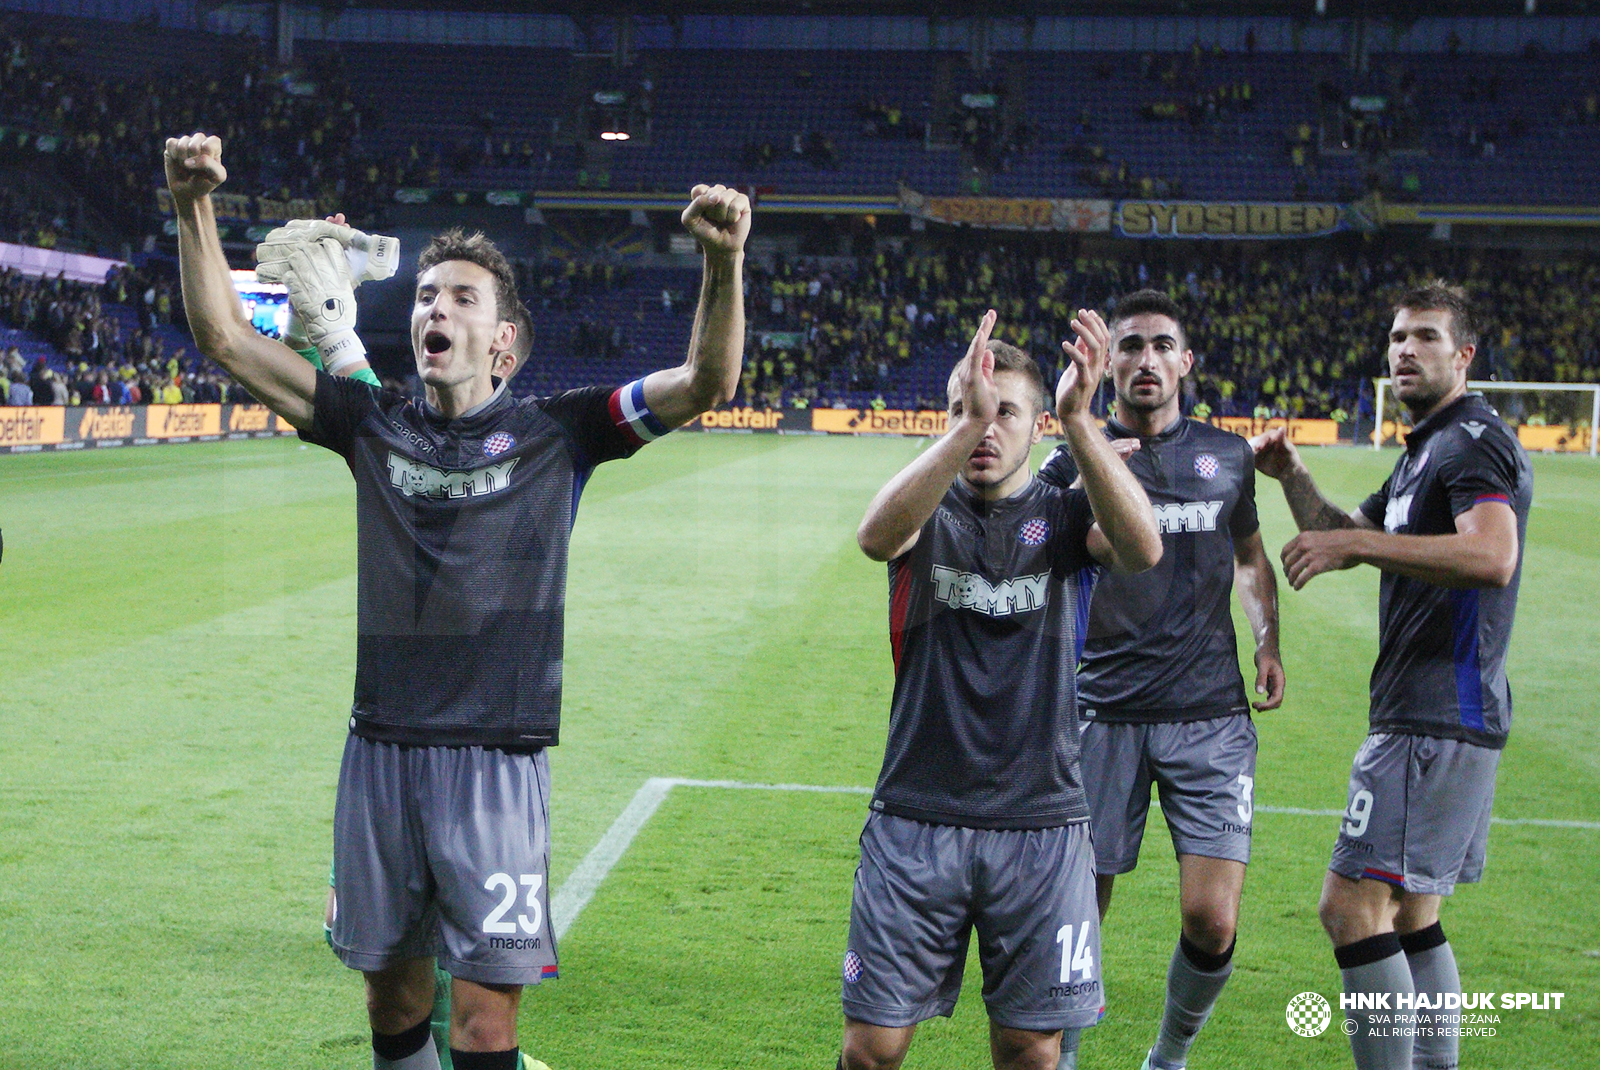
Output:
[608,378,668,447]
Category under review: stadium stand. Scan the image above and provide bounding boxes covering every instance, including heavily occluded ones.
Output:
[0,6,1596,423]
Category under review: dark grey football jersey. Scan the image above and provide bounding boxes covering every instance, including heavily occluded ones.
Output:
[872,476,1099,830]
[1357,393,1531,749]
[300,372,665,748]
[1039,417,1258,721]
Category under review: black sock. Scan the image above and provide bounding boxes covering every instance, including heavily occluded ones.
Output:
[373,1017,433,1062]
[1398,920,1448,955]
[1333,931,1403,969]
[1179,931,1236,973]
[450,1049,520,1070]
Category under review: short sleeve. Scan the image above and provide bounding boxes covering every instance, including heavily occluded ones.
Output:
[1228,437,1260,538]
[1050,486,1097,572]
[298,370,382,459]
[1036,443,1080,489]
[1438,427,1521,518]
[535,378,666,471]
[1358,474,1392,527]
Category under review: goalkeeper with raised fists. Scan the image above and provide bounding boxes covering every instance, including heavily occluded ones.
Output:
[171,128,747,1070]
[265,219,536,1070]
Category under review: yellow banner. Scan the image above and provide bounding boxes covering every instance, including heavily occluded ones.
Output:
[227,405,278,433]
[692,408,786,431]
[1118,201,1343,239]
[928,197,1054,229]
[155,188,318,224]
[812,409,951,435]
[899,188,1112,232]
[812,410,1095,438]
[145,404,222,439]
[77,406,137,440]
[1209,416,1341,445]
[1516,425,1592,452]
[0,406,64,446]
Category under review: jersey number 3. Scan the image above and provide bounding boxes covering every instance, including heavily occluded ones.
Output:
[483,872,544,935]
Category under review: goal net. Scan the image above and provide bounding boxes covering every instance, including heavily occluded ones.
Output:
[1372,379,1599,456]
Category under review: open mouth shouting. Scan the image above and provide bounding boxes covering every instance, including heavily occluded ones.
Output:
[423,329,452,358]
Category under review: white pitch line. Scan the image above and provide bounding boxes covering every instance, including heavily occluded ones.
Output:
[669,777,873,795]
[549,778,1600,940]
[550,777,674,940]
[1255,804,1600,830]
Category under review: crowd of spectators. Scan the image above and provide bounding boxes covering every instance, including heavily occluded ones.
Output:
[946,84,1034,175]
[736,239,1600,420]
[2,239,1597,429]
[739,129,840,171]
[0,263,244,407]
[0,18,394,246]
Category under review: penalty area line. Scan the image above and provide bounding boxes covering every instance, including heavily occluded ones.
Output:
[549,779,1599,940]
[549,777,871,939]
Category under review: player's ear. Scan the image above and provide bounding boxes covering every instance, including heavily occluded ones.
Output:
[1032,408,1048,445]
[1181,349,1195,376]
[495,318,517,356]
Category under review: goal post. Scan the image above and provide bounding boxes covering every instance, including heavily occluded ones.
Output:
[1372,379,1600,457]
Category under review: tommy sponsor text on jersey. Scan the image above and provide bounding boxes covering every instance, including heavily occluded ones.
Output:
[1040,416,1259,722]
[300,371,664,748]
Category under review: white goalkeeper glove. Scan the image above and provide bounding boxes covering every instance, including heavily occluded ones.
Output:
[255,218,400,287]
[267,238,365,370]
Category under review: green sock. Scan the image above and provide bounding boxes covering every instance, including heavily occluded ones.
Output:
[351,367,381,387]
[431,966,452,1070]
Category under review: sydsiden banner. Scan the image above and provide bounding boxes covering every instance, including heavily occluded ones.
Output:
[1118,201,1344,239]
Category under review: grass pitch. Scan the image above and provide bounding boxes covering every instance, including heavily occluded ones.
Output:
[1,434,1596,1069]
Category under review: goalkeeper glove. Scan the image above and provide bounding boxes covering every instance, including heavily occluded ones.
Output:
[268,238,365,370]
[255,219,400,287]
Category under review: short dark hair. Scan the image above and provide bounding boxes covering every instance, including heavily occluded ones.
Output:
[1394,279,1478,351]
[1110,289,1187,348]
[416,228,519,324]
[986,339,1049,414]
[507,299,534,377]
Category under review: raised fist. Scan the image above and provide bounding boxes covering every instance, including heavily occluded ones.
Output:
[164,132,226,201]
[681,184,752,259]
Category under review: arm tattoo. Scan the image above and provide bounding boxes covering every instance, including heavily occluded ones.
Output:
[1283,468,1356,531]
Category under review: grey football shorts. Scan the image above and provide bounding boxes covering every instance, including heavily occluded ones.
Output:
[1079,714,1258,874]
[1328,732,1499,897]
[842,812,1104,1033]
[330,734,558,985]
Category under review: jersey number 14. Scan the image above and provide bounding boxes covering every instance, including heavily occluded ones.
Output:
[1056,921,1096,983]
